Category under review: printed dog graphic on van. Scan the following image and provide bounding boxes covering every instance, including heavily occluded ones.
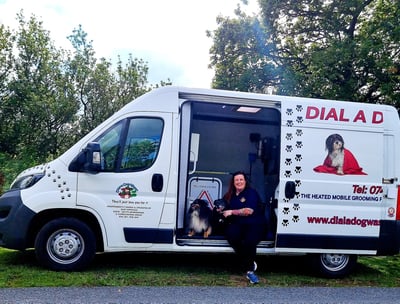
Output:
[313,133,367,175]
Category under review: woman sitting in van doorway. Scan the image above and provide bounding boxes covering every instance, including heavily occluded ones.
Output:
[222,171,265,284]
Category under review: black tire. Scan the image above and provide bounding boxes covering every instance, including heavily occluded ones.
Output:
[34,217,96,271]
[309,253,357,278]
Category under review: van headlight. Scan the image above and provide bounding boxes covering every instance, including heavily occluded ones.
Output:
[10,173,44,190]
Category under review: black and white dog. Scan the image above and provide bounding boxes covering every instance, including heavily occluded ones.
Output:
[325,133,345,175]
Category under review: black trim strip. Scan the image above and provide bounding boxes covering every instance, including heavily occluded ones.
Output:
[276,234,378,251]
[123,228,173,244]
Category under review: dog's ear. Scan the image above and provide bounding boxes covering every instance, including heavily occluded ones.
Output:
[325,135,333,152]
[201,199,210,208]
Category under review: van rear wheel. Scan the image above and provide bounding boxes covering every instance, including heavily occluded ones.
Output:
[34,217,96,271]
[309,253,357,278]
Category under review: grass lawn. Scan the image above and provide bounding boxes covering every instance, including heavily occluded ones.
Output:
[0,248,400,288]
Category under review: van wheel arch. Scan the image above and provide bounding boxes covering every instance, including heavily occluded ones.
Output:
[29,209,104,252]
[34,217,96,271]
[309,253,357,278]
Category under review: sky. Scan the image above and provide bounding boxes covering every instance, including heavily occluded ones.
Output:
[0,0,259,88]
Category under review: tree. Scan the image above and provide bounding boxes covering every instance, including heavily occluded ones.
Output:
[5,12,78,158]
[208,6,280,93]
[0,12,172,166]
[209,0,400,106]
[0,24,13,99]
[0,24,15,153]
[0,13,172,192]
[67,26,169,137]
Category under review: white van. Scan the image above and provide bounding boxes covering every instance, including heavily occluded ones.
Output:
[0,86,399,278]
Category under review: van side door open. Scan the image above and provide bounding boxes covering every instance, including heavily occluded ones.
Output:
[276,99,384,254]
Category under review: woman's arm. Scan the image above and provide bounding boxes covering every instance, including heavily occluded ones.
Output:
[223,208,253,217]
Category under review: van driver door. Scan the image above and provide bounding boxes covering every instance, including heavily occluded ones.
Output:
[76,113,173,249]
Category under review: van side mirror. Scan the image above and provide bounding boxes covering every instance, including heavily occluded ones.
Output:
[68,142,102,173]
[284,181,296,199]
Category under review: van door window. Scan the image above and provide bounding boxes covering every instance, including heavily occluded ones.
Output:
[98,121,123,172]
[96,118,164,172]
[120,118,163,171]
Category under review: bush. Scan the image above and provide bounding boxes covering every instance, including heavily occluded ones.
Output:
[0,152,38,194]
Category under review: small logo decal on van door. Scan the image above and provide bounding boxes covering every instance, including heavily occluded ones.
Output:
[116,183,138,199]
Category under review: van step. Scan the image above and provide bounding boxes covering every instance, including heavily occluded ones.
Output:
[176,237,274,248]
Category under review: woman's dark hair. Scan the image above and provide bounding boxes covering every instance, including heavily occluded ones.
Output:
[223,171,250,203]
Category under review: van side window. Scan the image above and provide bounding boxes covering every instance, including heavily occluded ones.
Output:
[120,118,163,171]
[98,121,123,172]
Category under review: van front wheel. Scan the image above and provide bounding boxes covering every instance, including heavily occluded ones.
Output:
[309,253,357,278]
[34,218,96,271]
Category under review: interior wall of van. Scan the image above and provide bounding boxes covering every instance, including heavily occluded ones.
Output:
[177,100,281,239]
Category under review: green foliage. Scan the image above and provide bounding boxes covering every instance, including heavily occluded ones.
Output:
[208,9,280,93]
[0,152,37,193]
[122,140,157,169]
[7,13,78,159]
[0,12,171,182]
[209,0,400,105]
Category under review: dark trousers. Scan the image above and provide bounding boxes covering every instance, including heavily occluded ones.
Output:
[225,221,265,272]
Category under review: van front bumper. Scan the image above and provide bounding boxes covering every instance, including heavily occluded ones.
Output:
[0,189,36,250]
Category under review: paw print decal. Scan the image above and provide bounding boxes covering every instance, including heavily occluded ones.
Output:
[286,109,293,116]
[283,198,291,203]
[295,154,302,161]
[285,158,292,165]
[283,207,290,214]
[295,180,302,187]
[287,120,294,127]
[286,145,293,152]
[284,170,292,178]
[296,116,303,123]
[293,203,300,211]
[296,105,303,112]
[296,141,303,148]
[295,191,301,198]
[286,133,293,140]
[282,219,289,226]
[292,215,300,223]
[295,166,302,174]
[296,129,303,136]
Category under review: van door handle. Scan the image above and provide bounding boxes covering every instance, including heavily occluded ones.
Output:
[285,181,296,199]
[152,173,163,192]
[382,177,398,184]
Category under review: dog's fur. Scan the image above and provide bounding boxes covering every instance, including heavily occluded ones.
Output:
[326,134,345,175]
[187,199,212,238]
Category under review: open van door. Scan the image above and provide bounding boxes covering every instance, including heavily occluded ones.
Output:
[275,99,384,274]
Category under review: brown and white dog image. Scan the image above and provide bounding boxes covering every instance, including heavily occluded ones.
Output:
[187,199,212,238]
[326,133,345,175]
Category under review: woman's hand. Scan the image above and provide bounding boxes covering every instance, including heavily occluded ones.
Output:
[223,210,233,217]
[242,207,253,216]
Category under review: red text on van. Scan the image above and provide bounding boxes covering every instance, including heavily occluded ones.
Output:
[306,106,383,124]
